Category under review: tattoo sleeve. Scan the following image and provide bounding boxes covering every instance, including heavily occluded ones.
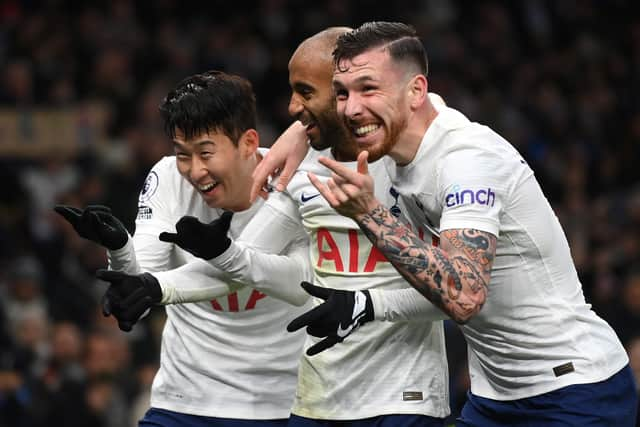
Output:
[357,203,496,323]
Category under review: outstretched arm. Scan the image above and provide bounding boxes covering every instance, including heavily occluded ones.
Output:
[159,193,312,306]
[250,120,309,202]
[309,151,496,324]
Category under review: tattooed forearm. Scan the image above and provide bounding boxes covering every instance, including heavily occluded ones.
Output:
[356,203,496,323]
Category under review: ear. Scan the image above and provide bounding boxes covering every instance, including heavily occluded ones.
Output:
[408,74,428,110]
[238,129,259,159]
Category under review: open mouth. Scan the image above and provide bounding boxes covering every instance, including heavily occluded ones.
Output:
[198,181,218,195]
[353,123,380,137]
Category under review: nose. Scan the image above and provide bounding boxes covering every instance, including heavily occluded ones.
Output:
[189,156,208,182]
[341,93,362,120]
[288,94,303,118]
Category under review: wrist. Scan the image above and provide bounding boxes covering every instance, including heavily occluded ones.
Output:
[354,199,384,223]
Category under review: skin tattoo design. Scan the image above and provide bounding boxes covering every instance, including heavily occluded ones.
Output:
[356,204,496,323]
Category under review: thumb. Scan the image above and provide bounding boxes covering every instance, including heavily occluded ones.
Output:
[95,269,128,284]
[300,281,331,300]
[357,151,369,175]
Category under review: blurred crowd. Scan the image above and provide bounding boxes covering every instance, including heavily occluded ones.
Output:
[0,0,638,425]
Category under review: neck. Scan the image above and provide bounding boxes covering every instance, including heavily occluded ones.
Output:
[389,104,439,166]
[228,152,263,212]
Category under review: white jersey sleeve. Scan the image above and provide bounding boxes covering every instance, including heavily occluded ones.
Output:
[108,157,181,274]
[369,287,448,322]
[437,145,510,236]
[209,191,311,306]
[152,260,242,304]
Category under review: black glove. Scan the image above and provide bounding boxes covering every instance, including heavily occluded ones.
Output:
[158,211,233,260]
[95,269,162,332]
[287,282,374,356]
[54,205,128,250]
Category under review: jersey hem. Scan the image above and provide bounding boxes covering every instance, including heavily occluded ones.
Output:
[470,356,629,401]
[290,405,450,420]
[150,399,292,420]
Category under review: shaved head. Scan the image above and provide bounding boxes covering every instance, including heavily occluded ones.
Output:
[288,27,354,153]
[289,27,352,71]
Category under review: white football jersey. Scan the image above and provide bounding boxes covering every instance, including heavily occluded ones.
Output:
[383,106,628,400]
[252,149,450,420]
[108,156,309,419]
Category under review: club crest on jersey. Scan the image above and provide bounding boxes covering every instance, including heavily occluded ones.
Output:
[139,171,159,203]
[389,187,402,217]
[445,185,495,208]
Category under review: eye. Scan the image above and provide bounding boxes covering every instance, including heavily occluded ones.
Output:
[335,88,348,100]
[363,85,376,93]
[200,151,213,159]
[175,152,190,160]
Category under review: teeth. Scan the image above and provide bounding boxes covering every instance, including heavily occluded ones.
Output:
[354,124,379,136]
[199,182,216,191]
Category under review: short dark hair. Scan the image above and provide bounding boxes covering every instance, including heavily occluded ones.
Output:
[159,70,256,144]
[333,22,428,76]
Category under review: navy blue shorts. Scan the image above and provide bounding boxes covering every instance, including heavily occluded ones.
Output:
[456,365,638,426]
[138,407,288,427]
[288,413,444,426]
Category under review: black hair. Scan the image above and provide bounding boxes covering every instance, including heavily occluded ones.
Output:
[159,70,256,144]
[333,22,428,77]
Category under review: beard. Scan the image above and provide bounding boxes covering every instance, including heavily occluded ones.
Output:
[310,110,352,154]
[354,114,408,163]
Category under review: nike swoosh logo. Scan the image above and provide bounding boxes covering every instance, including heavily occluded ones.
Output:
[337,311,366,339]
[300,192,321,203]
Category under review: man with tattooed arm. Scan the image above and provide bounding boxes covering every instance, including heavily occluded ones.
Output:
[288,22,637,426]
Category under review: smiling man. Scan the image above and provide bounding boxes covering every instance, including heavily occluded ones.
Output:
[56,71,312,427]
[304,21,638,426]
[165,29,451,426]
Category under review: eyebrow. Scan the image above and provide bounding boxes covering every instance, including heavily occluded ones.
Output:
[333,74,377,87]
[292,82,314,92]
[172,139,215,151]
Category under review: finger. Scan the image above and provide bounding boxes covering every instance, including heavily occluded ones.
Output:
[257,187,269,200]
[78,210,101,233]
[286,302,332,332]
[251,150,280,201]
[306,336,339,356]
[308,172,340,207]
[85,205,112,214]
[326,178,350,204]
[306,324,333,338]
[219,211,233,230]
[176,216,202,234]
[122,296,153,321]
[275,162,296,192]
[318,156,362,184]
[53,205,82,225]
[95,269,127,283]
[356,151,369,175]
[120,287,147,306]
[117,320,134,332]
[101,293,113,316]
[300,281,332,300]
[158,232,178,243]
[250,173,269,203]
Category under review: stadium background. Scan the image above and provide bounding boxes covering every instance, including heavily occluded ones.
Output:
[0,0,638,425]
